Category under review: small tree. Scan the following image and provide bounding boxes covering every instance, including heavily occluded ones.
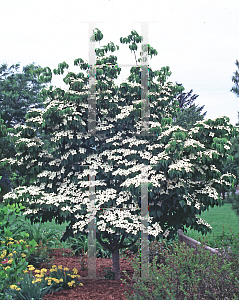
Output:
[1,29,237,280]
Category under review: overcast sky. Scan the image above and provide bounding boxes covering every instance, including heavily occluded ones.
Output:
[1,0,239,125]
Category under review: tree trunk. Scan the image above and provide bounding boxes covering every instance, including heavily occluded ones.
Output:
[111,248,121,280]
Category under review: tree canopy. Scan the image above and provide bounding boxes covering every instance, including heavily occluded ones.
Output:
[1,28,237,279]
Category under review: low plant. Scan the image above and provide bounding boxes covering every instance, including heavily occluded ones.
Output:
[67,233,113,258]
[5,266,53,300]
[46,264,83,291]
[25,240,55,269]
[9,217,63,269]
[0,203,37,299]
[67,234,89,256]
[121,228,239,299]
[15,217,60,247]
[5,264,84,299]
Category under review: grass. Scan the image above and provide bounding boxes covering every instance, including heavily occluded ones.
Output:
[180,202,239,247]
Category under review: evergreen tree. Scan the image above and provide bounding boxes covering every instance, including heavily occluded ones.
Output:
[173,83,207,129]
[231,59,239,97]
[1,29,237,280]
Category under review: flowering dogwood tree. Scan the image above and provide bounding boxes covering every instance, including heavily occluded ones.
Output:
[1,29,237,280]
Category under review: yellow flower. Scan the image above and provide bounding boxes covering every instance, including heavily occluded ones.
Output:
[28,266,35,271]
[52,278,60,284]
[35,274,44,278]
[79,283,84,286]
[10,284,19,290]
[72,268,78,274]
[51,265,57,268]
[60,278,63,282]
[57,265,63,269]
[8,238,14,241]
[23,270,28,273]
[47,281,52,285]
[21,254,26,257]
[8,253,13,257]
[34,270,41,273]
[40,268,47,273]
[50,268,57,273]
[27,265,34,268]
[5,266,10,271]
[67,282,73,287]
[64,267,69,271]
[8,258,14,264]
[12,251,17,254]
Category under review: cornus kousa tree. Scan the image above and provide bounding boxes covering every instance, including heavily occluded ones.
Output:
[1,29,238,280]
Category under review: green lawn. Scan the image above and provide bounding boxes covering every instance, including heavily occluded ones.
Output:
[181,202,239,247]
